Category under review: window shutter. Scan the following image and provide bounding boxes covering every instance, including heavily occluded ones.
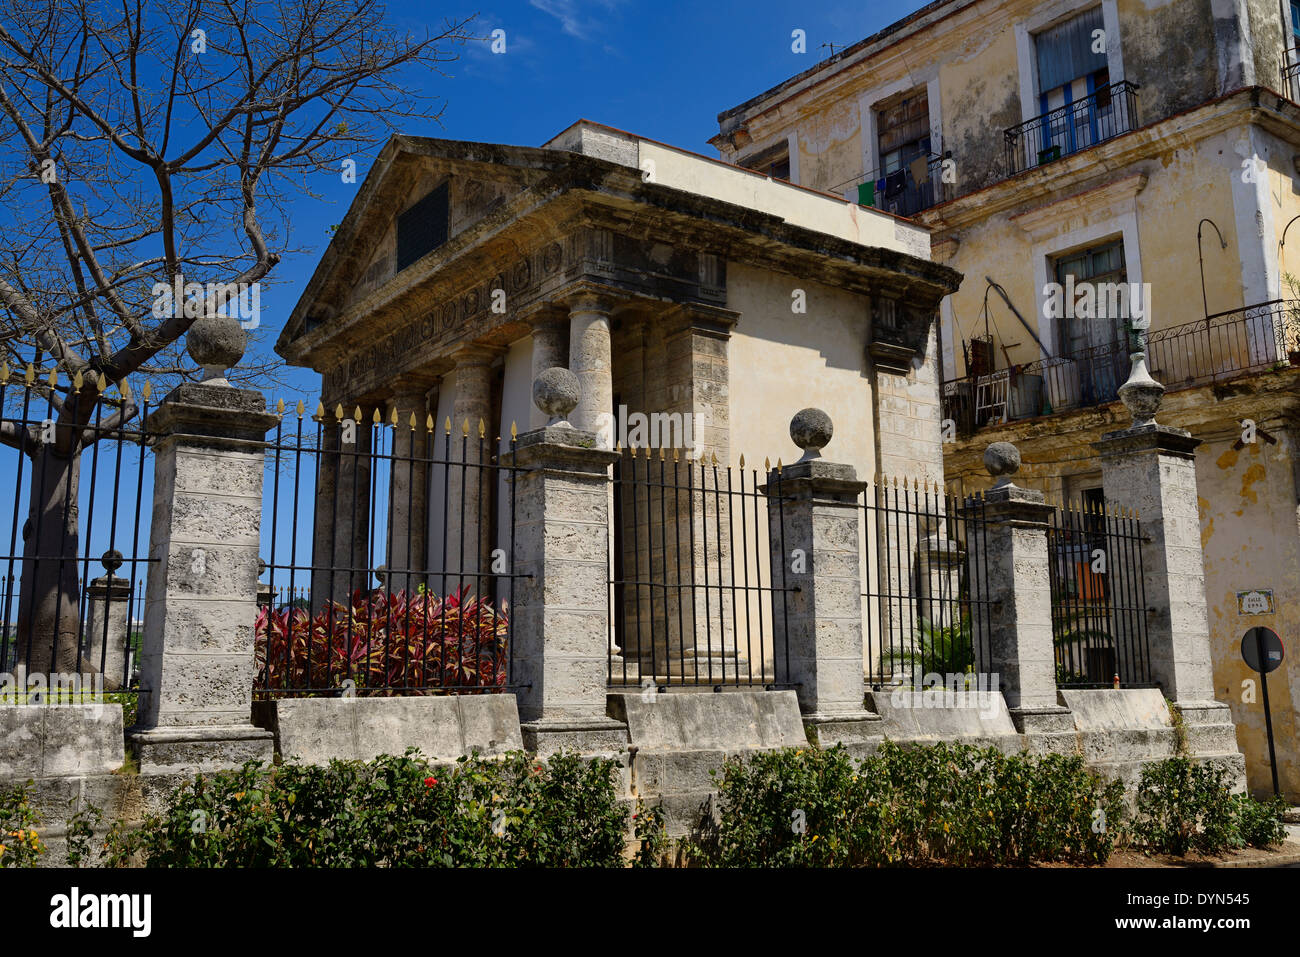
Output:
[396,182,450,273]
[1036,7,1107,93]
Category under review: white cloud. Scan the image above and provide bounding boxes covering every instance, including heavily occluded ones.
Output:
[528,0,622,42]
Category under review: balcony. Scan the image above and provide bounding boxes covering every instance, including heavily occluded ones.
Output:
[1283,54,1300,103]
[943,300,1300,438]
[839,152,948,218]
[1004,81,1140,176]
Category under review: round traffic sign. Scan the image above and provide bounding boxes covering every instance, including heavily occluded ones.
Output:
[1241,627,1284,674]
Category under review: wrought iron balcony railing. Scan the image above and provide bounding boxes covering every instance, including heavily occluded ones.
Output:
[838,152,949,218]
[942,299,1300,438]
[1283,54,1300,103]
[1003,81,1139,175]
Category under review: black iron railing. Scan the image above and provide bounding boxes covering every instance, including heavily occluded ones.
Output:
[1004,81,1139,175]
[1283,54,1300,103]
[839,152,949,218]
[608,450,792,690]
[256,407,522,697]
[0,367,156,704]
[861,480,995,689]
[1047,499,1151,688]
[943,300,1300,437]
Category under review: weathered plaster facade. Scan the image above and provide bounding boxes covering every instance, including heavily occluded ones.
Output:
[715,0,1300,798]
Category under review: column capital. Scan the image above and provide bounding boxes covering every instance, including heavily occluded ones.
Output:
[975,484,1056,526]
[519,300,570,329]
[557,280,623,314]
[451,342,503,368]
[764,460,866,503]
[663,301,740,341]
[1094,423,1201,460]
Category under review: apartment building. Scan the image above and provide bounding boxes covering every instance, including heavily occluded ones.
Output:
[714,0,1300,799]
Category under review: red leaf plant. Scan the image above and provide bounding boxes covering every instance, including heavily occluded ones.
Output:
[255,587,508,694]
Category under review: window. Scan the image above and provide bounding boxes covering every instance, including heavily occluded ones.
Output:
[873,91,933,214]
[1052,237,1129,403]
[739,142,790,180]
[1035,7,1111,155]
[396,183,450,273]
[1292,1,1300,49]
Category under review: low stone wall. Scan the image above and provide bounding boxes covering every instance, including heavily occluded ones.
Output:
[251,694,524,764]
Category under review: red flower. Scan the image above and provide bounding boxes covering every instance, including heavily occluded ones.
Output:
[424,776,437,787]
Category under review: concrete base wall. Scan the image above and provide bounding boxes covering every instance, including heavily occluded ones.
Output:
[0,704,125,778]
[251,694,524,764]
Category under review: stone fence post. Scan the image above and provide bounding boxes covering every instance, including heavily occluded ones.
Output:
[512,369,626,752]
[765,409,879,744]
[965,442,1073,751]
[84,569,131,686]
[130,320,278,773]
[1094,354,1239,758]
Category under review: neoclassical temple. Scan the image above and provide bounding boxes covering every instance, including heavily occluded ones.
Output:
[276,120,961,673]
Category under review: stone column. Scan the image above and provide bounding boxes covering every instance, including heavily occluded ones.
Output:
[565,286,616,442]
[386,380,436,596]
[84,573,131,687]
[765,409,880,744]
[130,352,278,771]
[332,404,374,604]
[513,369,626,752]
[446,346,496,594]
[527,305,569,429]
[1094,354,1240,760]
[309,412,339,613]
[966,442,1074,752]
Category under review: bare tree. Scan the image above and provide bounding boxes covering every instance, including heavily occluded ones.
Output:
[0,0,472,682]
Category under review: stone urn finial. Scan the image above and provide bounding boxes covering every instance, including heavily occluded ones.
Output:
[186,314,246,385]
[533,367,581,428]
[983,441,1021,489]
[1117,351,1164,428]
[790,408,833,463]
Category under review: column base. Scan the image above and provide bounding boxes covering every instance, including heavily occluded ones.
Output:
[1008,705,1077,756]
[1172,701,1243,759]
[802,710,883,747]
[520,716,629,754]
[130,724,274,775]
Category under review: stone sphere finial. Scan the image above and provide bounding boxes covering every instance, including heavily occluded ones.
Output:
[790,408,833,462]
[533,367,581,427]
[186,314,246,385]
[1117,352,1165,428]
[100,548,123,574]
[984,441,1021,489]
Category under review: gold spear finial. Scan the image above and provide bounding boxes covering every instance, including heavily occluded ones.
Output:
[776,458,783,474]
[711,451,718,467]
[142,380,152,401]
[462,418,469,437]
[47,368,57,389]
[353,405,363,421]
[739,453,745,468]
[510,420,517,440]
[372,408,381,425]
[409,411,417,429]
[24,363,34,386]
[316,401,325,418]
[73,370,83,390]
[297,400,305,418]
[764,457,770,471]
[335,403,345,421]
[427,413,435,432]
[444,416,451,434]
[389,406,398,426]
[0,362,8,384]
[276,398,285,414]
[478,418,486,439]
[673,447,679,463]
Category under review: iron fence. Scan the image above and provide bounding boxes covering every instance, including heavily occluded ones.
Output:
[256,404,522,697]
[608,449,792,689]
[1046,498,1151,687]
[1004,80,1139,175]
[861,480,995,689]
[1283,53,1300,103]
[943,300,1300,437]
[0,365,155,704]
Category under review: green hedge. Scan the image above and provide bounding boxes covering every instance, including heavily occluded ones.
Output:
[679,742,1125,867]
[103,749,629,867]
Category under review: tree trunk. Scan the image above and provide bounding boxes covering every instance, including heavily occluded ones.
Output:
[15,442,119,690]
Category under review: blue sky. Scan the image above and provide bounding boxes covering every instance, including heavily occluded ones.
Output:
[263,0,922,399]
